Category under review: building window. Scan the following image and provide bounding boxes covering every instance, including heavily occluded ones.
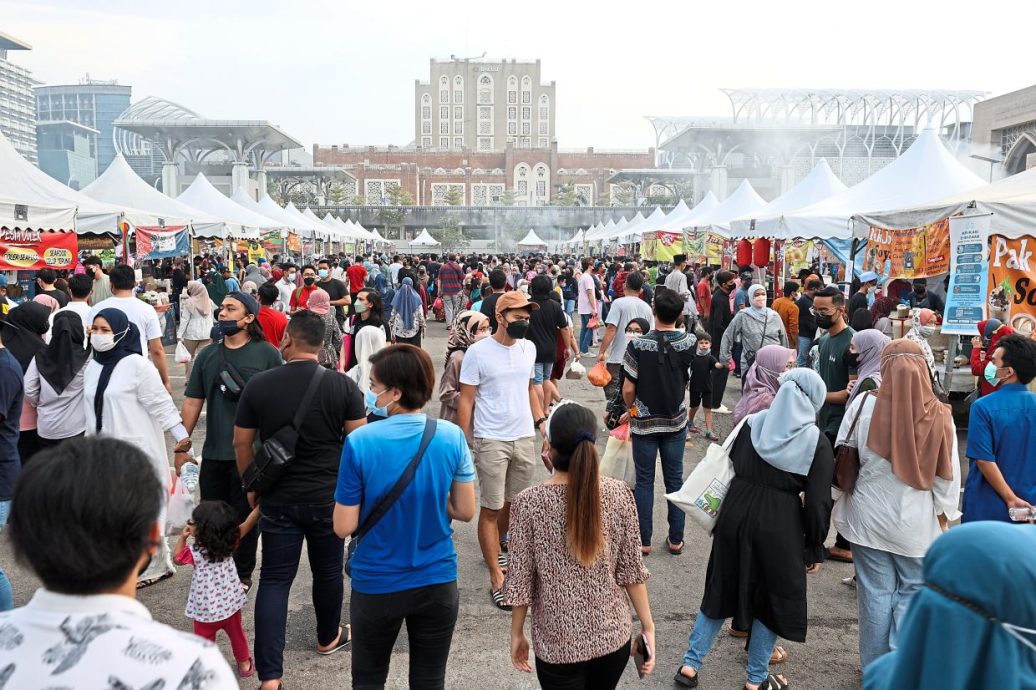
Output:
[454,106,463,119]
[517,180,528,195]
[422,136,432,147]
[478,137,492,151]
[421,106,431,119]
[508,90,517,104]
[453,137,463,148]
[473,183,505,205]
[454,75,464,104]
[508,106,517,120]
[439,137,449,148]
[479,120,492,134]
[478,74,493,104]
[522,106,531,120]
[538,137,550,148]
[478,106,492,120]
[440,91,449,104]
[575,184,594,204]
[422,121,431,134]
[522,122,531,135]
[431,183,465,206]
[440,106,448,119]
[439,76,449,104]
[508,121,517,135]
[520,137,531,148]
[454,120,464,134]
[538,121,549,135]
[522,91,531,104]
[539,107,549,120]
[440,121,449,134]
[536,181,546,197]
[365,179,401,205]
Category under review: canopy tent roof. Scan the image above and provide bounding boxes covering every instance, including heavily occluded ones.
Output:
[410,229,440,246]
[0,195,75,233]
[0,130,151,233]
[770,130,985,240]
[281,201,324,238]
[658,192,720,232]
[177,174,274,239]
[649,199,691,231]
[340,217,373,241]
[686,180,767,236]
[369,227,386,243]
[853,165,1036,240]
[230,188,287,231]
[729,160,847,238]
[82,154,221,233]
[603,213,642,241]
[618,207,667,242]
[255,194,323,237]
[568,228,584,244]
[517,228,547,247]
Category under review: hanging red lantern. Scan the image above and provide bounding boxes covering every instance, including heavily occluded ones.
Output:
[753,238,771,267]
[736,239,753,268]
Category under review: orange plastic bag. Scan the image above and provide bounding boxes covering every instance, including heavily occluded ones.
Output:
[588,361,612,388]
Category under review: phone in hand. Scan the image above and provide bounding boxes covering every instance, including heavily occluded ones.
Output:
[633,633,651,678]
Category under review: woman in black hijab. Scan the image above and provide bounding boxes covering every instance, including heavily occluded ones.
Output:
[0,301,51,463]
[24,311,90,452]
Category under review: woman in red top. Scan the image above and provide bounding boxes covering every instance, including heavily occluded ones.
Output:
[971,319,1015,398]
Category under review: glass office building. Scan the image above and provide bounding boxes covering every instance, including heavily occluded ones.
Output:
[35,79,131,174]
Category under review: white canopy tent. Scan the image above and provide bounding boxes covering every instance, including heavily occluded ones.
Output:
[177,174,272,239]
[663,193,721,232]
[772,130,986,240]
[604,213,643,241]
[230,189,287,231]
[280,202,325,239]
[854,165,1036,240]
[0,195,75,232]
[256,194,322,236]
[369,228,387,244]
[650,200,692,231]
[517,228,547,248]
[410,229,440,248]
[617,207,666,242]
[686,181,767,236]
[298,208,332,241]
[568,228,584,246]
[729,160,847,238]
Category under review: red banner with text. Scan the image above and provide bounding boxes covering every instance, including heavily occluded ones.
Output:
[0,230,78,270]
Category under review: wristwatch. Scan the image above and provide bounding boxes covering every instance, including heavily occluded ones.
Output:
[535,416,547,431]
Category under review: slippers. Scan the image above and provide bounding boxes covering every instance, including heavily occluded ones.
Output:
[490,588,512,611]
[728,627,749,639]
[666,540,684,556]
[316,625,351,655]
[825,547,854,564]
[673,666,699,688]
[770,645,788,664]
[136,571,174,590]
[497,553,508,572]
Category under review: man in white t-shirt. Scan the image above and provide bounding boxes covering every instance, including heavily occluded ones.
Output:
[88,264,172,393]
[576,257,598,356]
[597,270,654,400]
[457,290,546,609]
[388,255,403,287]
[52,273,93,337]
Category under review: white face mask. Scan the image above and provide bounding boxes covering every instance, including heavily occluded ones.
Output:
[90,333,117,352]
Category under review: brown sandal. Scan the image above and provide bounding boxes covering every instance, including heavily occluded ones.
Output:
[666,540,684,555]
[770,645,788,664]
[728,627,749,638]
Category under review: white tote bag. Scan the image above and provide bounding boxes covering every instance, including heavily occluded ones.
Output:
[599,425,636,488]
[666,418,748,533]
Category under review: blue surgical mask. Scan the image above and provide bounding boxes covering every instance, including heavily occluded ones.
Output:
[984,361,1004,387]
[364,388,389,417]
[318,269,329,279]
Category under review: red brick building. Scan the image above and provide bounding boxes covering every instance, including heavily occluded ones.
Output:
[312,143,655,207]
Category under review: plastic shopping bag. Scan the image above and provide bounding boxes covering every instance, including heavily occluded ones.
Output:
[566,360,586,380]
[166,472,195,536]
[587,361,612,387]
[666,419,747,533]
[174,340,192,364]
[600,424,635,488]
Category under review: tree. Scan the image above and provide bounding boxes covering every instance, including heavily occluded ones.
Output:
[267,181,285,204]
[444,186,464,207]
[437,212,466,252]
[377,185,414,240]
[610,181,636,206]
[550,183,579,207]
[327,182,350,204]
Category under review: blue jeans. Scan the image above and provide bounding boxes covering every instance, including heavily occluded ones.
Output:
[852,542,924,668]
[796,335,813,367]
[564,299,576,318]
[0,501,10,611]
[682,611,777,685]
[578,313,594,354]
[254,503,344,681]
[532,362,553,385]
[631,428,686,546]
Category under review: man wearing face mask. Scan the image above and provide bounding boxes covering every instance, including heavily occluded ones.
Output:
[234,311,367,686]
[316,258,350,327]
[275,264,297,313]
[907,278,944,313]
[289,265,319,315]
[963,335,1036,523]
[178,292,281,589]
[83,255,113,306]
[707,270,737,414]
[457,291,545,611]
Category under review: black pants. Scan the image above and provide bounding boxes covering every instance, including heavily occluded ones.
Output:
[396,333,422,348]
[33,432,84,454]
[17,429,39,467]
[255,502,344,681]
[535,638,632,690]
[199,459,259,583]
[351,581,459,690]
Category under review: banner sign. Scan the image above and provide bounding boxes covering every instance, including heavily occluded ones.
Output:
[987,233,1036,338]
[135,226,189,261]
[942,215,990,335]
[287,232,301,253]
[0,230,77,270]
[77,234,116,251]
[640,231,682,262]
[261,230,282,253]
[865,219,951,279]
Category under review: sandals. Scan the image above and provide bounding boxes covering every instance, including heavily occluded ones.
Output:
[729,627,749,638]
[666,540,684,556]
[704,431,719,442]
[673,666,699,687]
[749,673,789,689]
[770,645,788,664]
[825,547,854,563]
[135,571,174,589]
[640,546,652,556]
[316,625,351,655]
[497,553,508,572]
[842,575,857,588]
[687,425,701,434]
[490,588,512,611]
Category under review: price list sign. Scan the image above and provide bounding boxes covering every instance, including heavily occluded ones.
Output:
[942,214,991,335]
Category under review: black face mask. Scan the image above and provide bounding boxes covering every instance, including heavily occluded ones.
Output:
[506,319,530,340]
[914,287,926,295]
[303,276,316,286]
[725,283,736,292]
[815,313,836,329]
[845,351,859,368]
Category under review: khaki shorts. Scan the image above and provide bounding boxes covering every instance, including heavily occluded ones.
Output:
[473,437,537,510]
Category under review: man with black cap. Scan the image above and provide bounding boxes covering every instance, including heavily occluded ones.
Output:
[908,278,944,313]
[177,291,282,588]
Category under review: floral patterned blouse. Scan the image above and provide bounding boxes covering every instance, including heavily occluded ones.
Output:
[503,477,649,664]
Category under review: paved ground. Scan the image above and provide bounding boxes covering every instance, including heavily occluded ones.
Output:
[1,321,970,689]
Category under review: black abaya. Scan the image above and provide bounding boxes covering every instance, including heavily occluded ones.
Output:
[699,424,833,642]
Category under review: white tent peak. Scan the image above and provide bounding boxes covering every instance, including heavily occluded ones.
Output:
[411,228,440,246]
[729,160,848,237]
[82,153,217,226]
[517,228,547,246]
[688,182,767,235]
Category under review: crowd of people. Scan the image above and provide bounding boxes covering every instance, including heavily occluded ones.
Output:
[0,247,1034,689]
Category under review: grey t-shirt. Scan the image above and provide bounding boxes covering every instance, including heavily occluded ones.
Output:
[664,269,698,317]
[604,296,654,364]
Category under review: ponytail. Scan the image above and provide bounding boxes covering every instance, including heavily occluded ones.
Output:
[565,435,604,567]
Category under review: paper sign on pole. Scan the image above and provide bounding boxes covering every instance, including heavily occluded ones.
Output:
[942,214,990,335]
[988,233,1036,338]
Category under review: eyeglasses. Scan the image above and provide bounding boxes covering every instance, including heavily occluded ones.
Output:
[809,307,839,317]
[625,329,642,335]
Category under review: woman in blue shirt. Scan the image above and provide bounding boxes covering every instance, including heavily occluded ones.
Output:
[334,344,477,688]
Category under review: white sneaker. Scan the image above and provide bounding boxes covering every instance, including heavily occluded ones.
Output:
[714,404,731,415]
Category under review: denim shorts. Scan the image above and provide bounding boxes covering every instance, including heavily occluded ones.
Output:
[533,361,553,385]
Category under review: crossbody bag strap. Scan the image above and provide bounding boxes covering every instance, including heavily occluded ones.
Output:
[353,417,436,541]
[843,391,871,448]
[291,366,326,431]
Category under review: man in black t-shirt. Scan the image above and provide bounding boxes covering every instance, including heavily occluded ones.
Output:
[36,268,69,307]
[479,269,508,333]
[234,311,366,682]
[317,258,350,326]
[179,292,281,586]
[527,276,571,411]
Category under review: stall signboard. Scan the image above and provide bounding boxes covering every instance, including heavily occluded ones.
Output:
[135,226,189,261]
[864,219,951,279]
[77,234,115,251]
[641,231,683,262]
[287,232,301,253]
[261,230,282,253]
[987,233,1036,338]
[942,215,990,336]
[0,229,77,270]
[248,243,266,265]
[783,240,815,275]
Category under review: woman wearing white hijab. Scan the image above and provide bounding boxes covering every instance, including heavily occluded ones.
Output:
[676,368,834,690]
[719,284,788,390]
[346,324,387,417]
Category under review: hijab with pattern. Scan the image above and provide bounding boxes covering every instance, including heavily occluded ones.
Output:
[865,339,953,491]
[392,277,423,330]
[445,310,489,368]
[848,330,891,404]
[747,368,827,475]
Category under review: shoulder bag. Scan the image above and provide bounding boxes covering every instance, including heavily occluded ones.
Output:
[666,417,748,533]
[832,391,872,493]
[345,417,437,577]
[242,365,326,494]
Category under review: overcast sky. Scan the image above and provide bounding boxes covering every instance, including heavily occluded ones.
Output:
[7,0,1034,153]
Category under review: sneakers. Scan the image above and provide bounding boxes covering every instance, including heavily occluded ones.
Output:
[714,404,731,415]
